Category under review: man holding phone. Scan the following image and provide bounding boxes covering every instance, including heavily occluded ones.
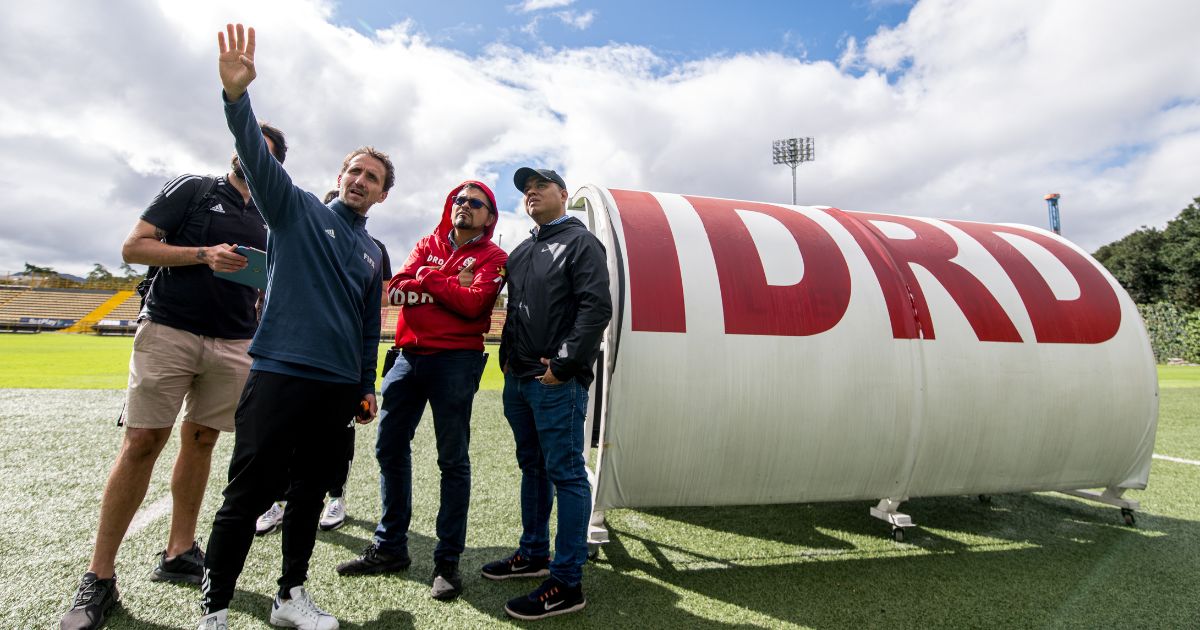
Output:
[61,124,286,630]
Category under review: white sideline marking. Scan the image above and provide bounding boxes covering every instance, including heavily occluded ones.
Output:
[127,495,173,536]
[1153,453,1200,466]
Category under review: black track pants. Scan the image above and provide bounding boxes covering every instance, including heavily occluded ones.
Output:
[201,370,358,613]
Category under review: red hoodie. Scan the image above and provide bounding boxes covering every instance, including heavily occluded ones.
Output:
[387,181,508,352]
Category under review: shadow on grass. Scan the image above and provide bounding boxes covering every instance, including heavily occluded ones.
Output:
[589,493,1200,628]
[340,608,416,629]
[317,515,378,554]
[103,606,183,630]
[105,589,274,629]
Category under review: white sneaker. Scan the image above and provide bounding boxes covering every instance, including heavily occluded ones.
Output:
[269,586,339,630]
[318,497,347,531]
[196,608,228,630]
[256,501,285,536]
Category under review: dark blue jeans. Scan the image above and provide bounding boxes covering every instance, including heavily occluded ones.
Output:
[502,372,590,586]
[374,349,483,564]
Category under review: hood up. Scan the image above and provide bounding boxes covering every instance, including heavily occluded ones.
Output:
[439,180,499,242]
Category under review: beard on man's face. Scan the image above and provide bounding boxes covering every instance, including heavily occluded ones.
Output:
[230,156,245,182]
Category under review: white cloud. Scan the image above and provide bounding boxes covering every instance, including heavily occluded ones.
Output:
[555,10,595,30]
[512,0,574,14]
[519,15,542,38]
[1,0,1198,278]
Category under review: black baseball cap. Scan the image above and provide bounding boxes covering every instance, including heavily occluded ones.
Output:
[513,167,566,193]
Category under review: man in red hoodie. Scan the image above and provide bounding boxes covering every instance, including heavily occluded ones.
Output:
[337,180,506,601]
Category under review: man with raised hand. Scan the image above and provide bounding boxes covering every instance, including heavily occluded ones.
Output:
[483,167,611,621]
[61,124,286,630]
[337,180,506,602]
[197,23,390,630]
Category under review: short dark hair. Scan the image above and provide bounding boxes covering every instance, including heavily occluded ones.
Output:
[341,147,395,193]
[259,122,287,163]
[322,189,338,204]
[230,123,287,178]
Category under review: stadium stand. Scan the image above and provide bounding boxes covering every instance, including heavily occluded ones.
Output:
[485,308,505,343]
[90,291,142,335]
[0,287,113,332]
[63,290,136,333]
[377,307,505,344]
[380,307,400,342]
[0,282,526,365]
[105,292,143,321]
[0,284,508,341]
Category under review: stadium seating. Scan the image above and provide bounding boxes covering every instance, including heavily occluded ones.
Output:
[0,287,113,332]
[0,284,508,341]
[105,293,143,321]
[377,307,506,344]
[485,308,505,343]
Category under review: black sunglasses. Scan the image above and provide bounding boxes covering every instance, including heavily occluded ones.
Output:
[453,196,490,211]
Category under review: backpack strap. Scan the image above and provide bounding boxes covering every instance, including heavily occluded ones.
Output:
[138,175,221,306]
[192,175,220,245]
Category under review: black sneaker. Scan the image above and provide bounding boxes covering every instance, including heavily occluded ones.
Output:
[150,541,204,584]
[336,543,411,576]
[430,561,462,600]
[60,572,119,630]
[504,577,586,621]
[481,551,550,581]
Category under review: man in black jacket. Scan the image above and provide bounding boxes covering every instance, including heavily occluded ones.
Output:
[482,167,611,621]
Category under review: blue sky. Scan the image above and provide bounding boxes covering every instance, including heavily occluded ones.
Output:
[330,0,912,62]
[323,0,918,218]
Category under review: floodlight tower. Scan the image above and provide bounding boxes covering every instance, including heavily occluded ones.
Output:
[1044,193,1061,234]
[772,137,815,205]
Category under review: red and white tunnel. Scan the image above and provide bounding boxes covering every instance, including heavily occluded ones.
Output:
[569,187,1157,542]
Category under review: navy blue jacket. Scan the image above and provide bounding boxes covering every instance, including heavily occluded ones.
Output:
[224,91,381,394]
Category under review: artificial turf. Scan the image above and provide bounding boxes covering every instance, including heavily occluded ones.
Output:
[0,335,1197,628]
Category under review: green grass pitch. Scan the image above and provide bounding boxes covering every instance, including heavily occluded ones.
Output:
[0,334,504,392]
[0,334,1197,628]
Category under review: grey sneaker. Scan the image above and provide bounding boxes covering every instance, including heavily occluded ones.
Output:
[60,572,119,630]
[270,586,339,630]
[150,541,204,584]
[430,561,462,600]
[256,501,285,536]
[195,608,227,630]
[318,497,347,531]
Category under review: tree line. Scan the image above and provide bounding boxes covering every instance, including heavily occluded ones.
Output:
[9,262,143,289]
[1093,196,1200,363]
[1093,196,1200,309]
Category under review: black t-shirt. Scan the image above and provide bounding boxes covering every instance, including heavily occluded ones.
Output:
[140,174,268,339]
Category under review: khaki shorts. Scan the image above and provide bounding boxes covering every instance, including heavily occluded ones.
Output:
[123,320,252,432]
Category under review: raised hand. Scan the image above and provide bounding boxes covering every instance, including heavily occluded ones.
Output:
[217,23,256,101]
